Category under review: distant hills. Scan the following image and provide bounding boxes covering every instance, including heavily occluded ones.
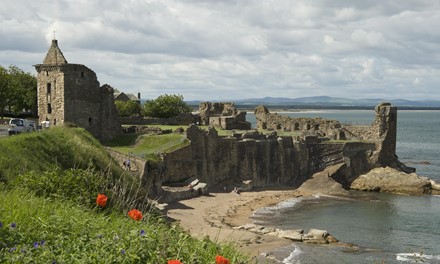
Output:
[186,96,440,109]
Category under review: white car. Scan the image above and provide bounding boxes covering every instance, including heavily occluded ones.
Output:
[8,118,32,135]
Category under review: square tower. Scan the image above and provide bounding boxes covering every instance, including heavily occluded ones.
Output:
[34,39,121,140]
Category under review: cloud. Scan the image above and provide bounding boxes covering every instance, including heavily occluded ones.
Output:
[1,0,440,100]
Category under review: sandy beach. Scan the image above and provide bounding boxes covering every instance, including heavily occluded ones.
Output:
[166,187,303,261]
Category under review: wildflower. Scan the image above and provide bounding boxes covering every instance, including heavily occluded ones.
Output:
[9,247,16,253]
[121,249,126,255]
[96,193,108,208]
[216,255,230,264]
[167,260,183,264]
[52,261,57,264]
[40,240,45,246]
[0,221,3,228]
[21,249,26,253]
[140,229,146,236]
[10,222,16,228]
[34,242,39,249]
[127,209,143,221]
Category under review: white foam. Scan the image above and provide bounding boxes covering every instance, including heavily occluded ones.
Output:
[396,252,440,262]
[282,245,303,264]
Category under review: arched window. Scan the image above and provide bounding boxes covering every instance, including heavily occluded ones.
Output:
[88,117,93,126]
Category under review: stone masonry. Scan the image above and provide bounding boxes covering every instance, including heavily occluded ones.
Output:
[141,103,408,201]
[34,39,122,140]
[198,102,251,130]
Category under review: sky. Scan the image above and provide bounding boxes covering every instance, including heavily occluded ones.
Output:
[1,0,440,101]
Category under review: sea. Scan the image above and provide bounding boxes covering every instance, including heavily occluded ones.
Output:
[246,110,440,264]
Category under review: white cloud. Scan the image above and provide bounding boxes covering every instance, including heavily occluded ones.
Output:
[1,0,440,100]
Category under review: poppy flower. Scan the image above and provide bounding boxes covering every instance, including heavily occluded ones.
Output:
[216,255,230,264]
[167,260,183,264]
[96,194,108,207]
[127,209,143,221]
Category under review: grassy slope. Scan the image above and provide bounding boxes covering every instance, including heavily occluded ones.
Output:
[0,127,121,183]
[0,127,249,263]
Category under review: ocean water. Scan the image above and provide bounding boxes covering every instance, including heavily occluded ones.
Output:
[247,110,440,264]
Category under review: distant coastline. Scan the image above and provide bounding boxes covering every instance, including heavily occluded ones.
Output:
[233,105,440,111]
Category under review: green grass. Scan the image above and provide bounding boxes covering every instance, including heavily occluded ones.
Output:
[0,126,122,183]
[0,126,250,263]
[0,188,248,264]
[110,134,189,159]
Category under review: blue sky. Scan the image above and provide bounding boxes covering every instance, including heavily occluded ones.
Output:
[1,0,440,101]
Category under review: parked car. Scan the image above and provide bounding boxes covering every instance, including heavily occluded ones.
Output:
[8,118,33,135]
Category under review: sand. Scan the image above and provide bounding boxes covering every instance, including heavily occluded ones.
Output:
[166,187,303,259]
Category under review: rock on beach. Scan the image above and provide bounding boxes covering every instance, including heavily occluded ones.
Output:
[350,167,432,195]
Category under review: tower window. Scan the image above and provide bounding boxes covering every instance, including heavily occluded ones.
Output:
[81,71,84,78]
[47,83,51,93]
[47,103,52,114]
[88,117,93,126]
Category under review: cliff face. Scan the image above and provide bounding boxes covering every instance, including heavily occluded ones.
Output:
[144,103,405,199]
[162,126,298,187]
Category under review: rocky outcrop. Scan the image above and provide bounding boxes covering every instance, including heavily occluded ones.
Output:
[350,167,432,195]
[234,224,340,245]
[297,164,350,196]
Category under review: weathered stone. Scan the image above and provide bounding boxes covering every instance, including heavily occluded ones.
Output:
[34,39,122,140]
[277,230,304,241]
[198,102,251,130]
[350,167,432,195]
[302,229,337,244]
[192,182,208,195]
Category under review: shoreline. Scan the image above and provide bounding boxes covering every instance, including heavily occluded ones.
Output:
[166,187,304,261]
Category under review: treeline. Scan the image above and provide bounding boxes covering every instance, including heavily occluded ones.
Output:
[0,65,37,119]
[115,94,192,118]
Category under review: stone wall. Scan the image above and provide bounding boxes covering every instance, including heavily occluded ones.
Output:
[118,113,198,126]
[139,103,403,200]
[198,102,251,130]
[254,105,343,139]
[35,39,122,141]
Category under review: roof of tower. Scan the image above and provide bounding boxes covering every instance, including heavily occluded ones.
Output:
[42,39,68,65]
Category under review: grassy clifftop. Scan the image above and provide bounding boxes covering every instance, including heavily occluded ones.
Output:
[0,127,249,263]
[0,127,121,183]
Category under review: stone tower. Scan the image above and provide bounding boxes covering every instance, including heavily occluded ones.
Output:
[34,39,122,140]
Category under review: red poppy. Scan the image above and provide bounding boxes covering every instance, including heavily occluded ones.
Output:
[96,193,108,207]
[127,209,143,221]
[215,255,230,264]
[167,260,183,264]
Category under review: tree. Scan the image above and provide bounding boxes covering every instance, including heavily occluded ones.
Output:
[0,66,12,119]
[115,100,142,117]
[142,94,192,118]
[0,65,37,119]
[7,65,37,115]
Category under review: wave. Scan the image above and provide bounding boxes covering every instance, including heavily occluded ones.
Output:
[396,252,440,262]
[282,245,303,264]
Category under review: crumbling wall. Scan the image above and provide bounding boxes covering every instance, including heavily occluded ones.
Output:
[160,125,297,188]
[254,105,343,139]
[142,103,403,199]
[198,102,251,130]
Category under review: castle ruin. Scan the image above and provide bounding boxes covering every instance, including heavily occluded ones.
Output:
[34,39,122,140]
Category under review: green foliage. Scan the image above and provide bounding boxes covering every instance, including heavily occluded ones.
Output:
[0,65,37,118]
[0,188,249,263]
[0,126,121,184]
[110,133,189,159]
[0,125,250,264]
[115,100,142,117]
[142,94,192,118]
